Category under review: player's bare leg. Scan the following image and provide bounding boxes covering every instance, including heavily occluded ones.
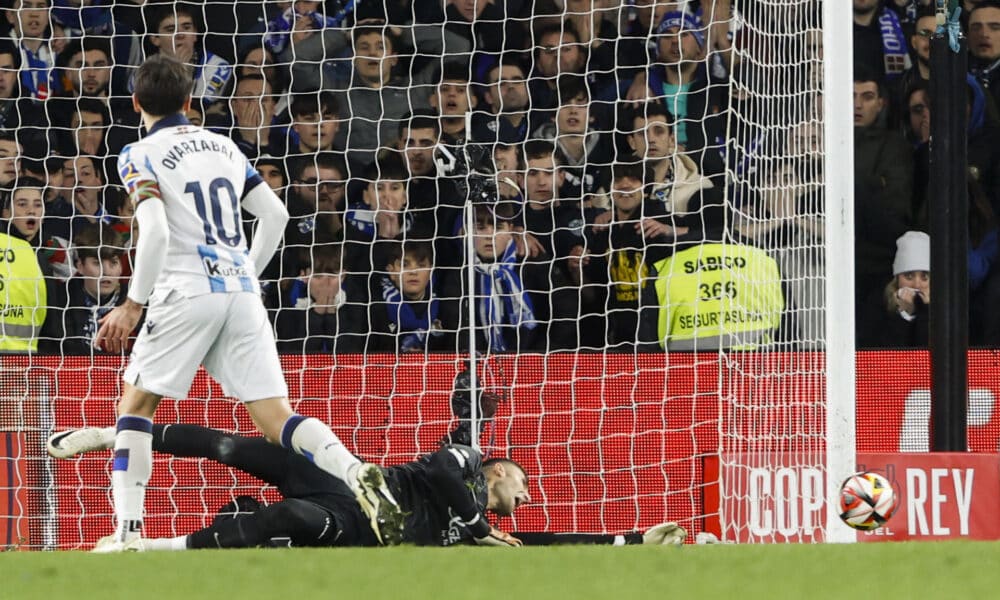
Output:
[93,382,161,553]
[246,397,404,545]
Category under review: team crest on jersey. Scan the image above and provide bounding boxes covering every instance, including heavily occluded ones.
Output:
[119,161,141,185]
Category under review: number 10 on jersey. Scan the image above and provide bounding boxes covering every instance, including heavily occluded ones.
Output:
[185,178,242,247]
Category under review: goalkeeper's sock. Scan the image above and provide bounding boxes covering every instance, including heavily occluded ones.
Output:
[280,415,360,483]
[111,415,153,542]
[144,536,188,551]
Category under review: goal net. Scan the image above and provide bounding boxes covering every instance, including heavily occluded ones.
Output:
[0,0,854,549]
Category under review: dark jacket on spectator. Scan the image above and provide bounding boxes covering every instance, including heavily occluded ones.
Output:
[912,75,1000,226]
[972,56,1000,117]
[532,123,615,201]
[523,201,590,259]
[470,109,547,145]
[268,274,366,354]
[443,3,523,56]
[854,123,913,305]
[0,97,52,155]
[585,201,674,348]
[40,278,135,355]
[362,274,455,354]
[856,285,929,349]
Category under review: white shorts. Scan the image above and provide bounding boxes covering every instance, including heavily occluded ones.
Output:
[124,289,288,402]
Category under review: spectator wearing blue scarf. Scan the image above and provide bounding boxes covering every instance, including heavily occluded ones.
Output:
[365,241,450,354]
[468,204,536,353]
[854,0,911,81]
[0,39,49,148]
[442,203,580,354]
[7,0,62,99]
[140,4,232,105]
[263,1,351,56]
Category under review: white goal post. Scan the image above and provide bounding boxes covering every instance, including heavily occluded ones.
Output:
[822,0,858,544]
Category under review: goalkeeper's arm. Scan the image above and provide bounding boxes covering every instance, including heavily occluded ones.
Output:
[425,445,494,541]
[512,523,687,546]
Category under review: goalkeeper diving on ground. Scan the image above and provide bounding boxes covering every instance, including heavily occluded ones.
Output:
[48,424,686,550]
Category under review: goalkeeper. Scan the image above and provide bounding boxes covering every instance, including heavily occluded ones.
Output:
[48,424,685,549]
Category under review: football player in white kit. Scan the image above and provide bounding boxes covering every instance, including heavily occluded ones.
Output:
[82,54,404,551]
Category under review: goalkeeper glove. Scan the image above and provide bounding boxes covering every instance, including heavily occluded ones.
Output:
[642,522,688,546]
[475,526,522,547]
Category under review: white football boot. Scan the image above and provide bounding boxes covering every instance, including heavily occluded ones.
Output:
[91,534,145,553]
[47,427,116,458]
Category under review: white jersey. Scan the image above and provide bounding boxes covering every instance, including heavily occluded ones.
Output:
[117,114,266,298]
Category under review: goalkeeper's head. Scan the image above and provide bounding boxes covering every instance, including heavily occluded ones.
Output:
[483,458,531,517]
[132,54,194,118]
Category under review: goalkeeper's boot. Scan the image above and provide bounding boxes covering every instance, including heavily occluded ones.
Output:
[47,427,115,459]
[352,463,405,546]
[91,533,145,553]
[642,522,688,546]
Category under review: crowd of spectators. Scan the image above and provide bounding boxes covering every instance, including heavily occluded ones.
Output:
[1,0,995,355]
[851,0,1000,347]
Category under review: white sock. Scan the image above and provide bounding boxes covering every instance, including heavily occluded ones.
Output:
[111,415,153,541]
[281,415,360,483]
[144,536,189,551]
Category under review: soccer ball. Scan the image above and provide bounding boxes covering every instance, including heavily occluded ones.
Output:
[838,472,899,531]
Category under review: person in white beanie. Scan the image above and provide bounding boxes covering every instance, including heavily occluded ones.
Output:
[891,230,931,313]
[857,230,930,348]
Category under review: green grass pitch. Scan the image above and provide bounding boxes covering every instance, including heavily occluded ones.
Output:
[5,542,999,600]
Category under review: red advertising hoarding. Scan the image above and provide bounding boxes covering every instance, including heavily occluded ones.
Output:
[706,452,1000,543]
[706,454,828,543]
[855,453,1000,541]
[2,351,1000,548]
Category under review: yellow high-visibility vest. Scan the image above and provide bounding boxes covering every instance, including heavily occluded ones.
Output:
[651,243,783,350]
[0,232,46,352]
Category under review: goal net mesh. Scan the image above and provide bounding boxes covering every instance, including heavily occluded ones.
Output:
[0,0,832,549]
